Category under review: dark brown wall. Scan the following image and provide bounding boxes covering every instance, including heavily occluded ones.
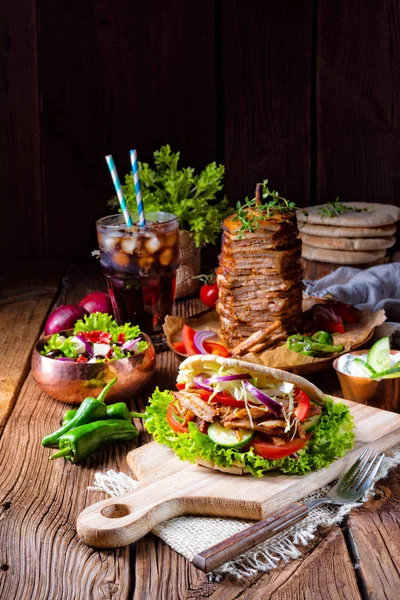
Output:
[2,0,400,259]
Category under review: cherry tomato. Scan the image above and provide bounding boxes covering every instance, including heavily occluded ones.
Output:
[252,433,311,459]
[166,403,191,434]
[203,341,229,357]
[293,388,310,421]
[200,283,219,308]
[182,325,198,356]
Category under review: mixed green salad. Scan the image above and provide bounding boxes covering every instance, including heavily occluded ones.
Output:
[41,312,148,364]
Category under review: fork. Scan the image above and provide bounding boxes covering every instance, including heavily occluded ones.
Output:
[192,449,385,573]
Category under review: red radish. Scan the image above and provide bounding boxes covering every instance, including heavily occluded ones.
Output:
[44,305,88,336]
[79,292,112,315]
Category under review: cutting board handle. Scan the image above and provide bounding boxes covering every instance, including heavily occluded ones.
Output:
[77,484,184,548]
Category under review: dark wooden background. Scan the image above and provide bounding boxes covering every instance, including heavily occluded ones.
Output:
[2,0,400,260]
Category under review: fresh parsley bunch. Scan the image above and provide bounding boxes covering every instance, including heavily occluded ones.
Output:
[108,145,232,247]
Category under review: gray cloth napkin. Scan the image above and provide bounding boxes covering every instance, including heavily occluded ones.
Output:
[304,263,400,321]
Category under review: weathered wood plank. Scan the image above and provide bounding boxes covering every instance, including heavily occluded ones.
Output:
[347,465,400,600]
[221,0,313,207]
[316,0,400,206]
[0,261,66,434]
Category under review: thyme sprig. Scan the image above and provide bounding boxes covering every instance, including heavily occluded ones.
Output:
[318,197,367,218]
[233,180,297,236]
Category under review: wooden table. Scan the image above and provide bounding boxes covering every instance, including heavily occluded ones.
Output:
[1,261,399,600]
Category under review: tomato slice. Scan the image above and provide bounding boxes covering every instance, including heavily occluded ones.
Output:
[333,302,360,323]
[166,404,190,434]
[196,389,246,407]
[293,388,310,421]
[176,382,185,390]
[325,321,345,334]
[252,433,311,459]
[203,341,229,357]
[182,325,198,356]
[172,342,187,354]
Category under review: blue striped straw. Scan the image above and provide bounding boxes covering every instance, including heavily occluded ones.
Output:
[130,149,146,227]
[105,154,133,227]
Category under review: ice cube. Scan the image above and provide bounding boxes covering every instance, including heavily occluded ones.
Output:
[139,256,154,271]
[145,236,161,253]
[159,248,173,266]
[121,237,138,254]
[163,231,179,247]
[112,252,130,268]
[99,234,120,252]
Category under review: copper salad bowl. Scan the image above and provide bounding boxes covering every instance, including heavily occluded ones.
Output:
[31,331,156,405]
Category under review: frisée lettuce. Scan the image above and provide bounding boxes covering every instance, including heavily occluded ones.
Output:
[144,388,355,477]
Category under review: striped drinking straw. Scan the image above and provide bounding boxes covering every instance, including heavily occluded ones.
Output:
[105,155,133,226]
[130,149,146,227]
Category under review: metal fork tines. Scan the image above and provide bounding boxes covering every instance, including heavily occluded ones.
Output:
[327,449,385,504]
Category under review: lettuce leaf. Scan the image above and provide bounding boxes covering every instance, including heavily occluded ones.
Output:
[73,312,143,344]
[43,334,78,359]
[144,389,355,477]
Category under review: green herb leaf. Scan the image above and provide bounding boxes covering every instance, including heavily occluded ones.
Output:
[108,145,233,247]
[318,197,367,218]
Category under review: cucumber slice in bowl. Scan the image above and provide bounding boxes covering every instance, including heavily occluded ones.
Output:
[207,423,254,449]
[367,337,391,373]
[371,367,400,380]
[352,358,377,378]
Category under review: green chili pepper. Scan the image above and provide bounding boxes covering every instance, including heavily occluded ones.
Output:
[62,409,77,425]
[50,420,138,463]
[62,402,139,425]
[42,378,117,447]
[286,333,343,357]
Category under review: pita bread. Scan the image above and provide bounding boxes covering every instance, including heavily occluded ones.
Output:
[298,222,397,238]
[302,244,386,264]
[297,203,400,227]
[179,354,326,403]
[299,233,396,251]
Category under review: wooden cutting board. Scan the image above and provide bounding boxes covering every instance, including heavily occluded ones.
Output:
[77,398,400,549]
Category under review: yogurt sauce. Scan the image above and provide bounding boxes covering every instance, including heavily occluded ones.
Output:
[337,352,400,378]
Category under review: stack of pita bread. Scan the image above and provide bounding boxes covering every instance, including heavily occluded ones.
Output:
[297,202,400,265]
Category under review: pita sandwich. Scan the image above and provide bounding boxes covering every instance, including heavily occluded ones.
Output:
[299,233,396,251]
[142,355,355,477]
[302,244,386,264]
[298,222,397,238]
[297,202,400,227]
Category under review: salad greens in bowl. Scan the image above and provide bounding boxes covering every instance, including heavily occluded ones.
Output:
[31,313,156,405]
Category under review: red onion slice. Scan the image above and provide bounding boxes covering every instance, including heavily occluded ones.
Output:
[243,381,283,417]
[312,305,343,324]
[194,375,214,392]
[121,337,141,351]
[204,374,252,385]
[193,330,216,354]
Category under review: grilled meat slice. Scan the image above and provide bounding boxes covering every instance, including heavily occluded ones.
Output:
[172,391,217,423]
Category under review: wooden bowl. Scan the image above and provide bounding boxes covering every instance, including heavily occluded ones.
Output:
[31,332,156,405]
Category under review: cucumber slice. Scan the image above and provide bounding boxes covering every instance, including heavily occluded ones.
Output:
[367,337,391,373]
[352,358,377,378]
[207,423,254,449]
[371,367,400,380]
[303,413,321,432]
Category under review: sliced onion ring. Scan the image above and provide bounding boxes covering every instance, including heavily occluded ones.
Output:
[312,304,343,324]
[243,381,282,417]
[75,334,94,357]
[204,373,252,385]
[194,374,214,392]
[193,330,216,354]
[121,337,141,351]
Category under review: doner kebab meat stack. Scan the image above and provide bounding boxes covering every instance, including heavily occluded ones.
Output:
[216,183,303,355]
